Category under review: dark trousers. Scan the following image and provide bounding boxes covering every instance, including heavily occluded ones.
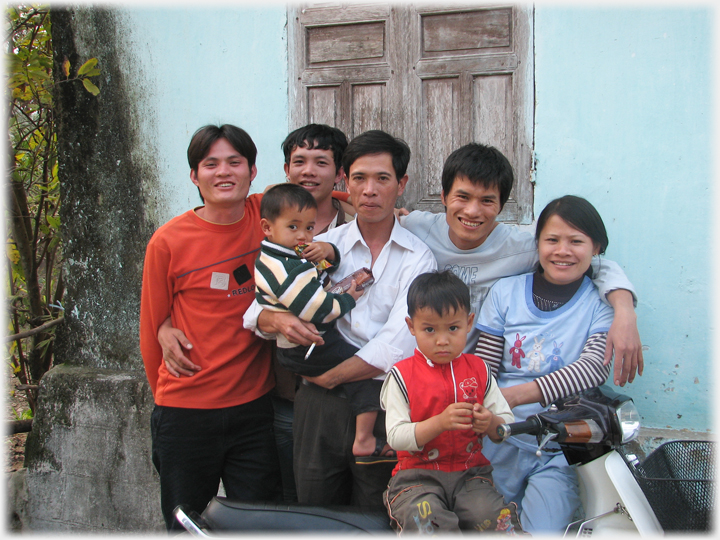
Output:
[293,381,395,509]
[271,395,297,502]
[151,394,281,530]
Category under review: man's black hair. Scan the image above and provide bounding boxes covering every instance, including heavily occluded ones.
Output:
[441,143,514,209]
[187,124,257,204]
[187,124,257,172]
[342,130,411,181]
[282,124,348,174]
[261,183,317,222]
[407,270,471,318]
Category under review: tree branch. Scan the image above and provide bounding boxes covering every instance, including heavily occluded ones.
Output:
[6,316,64,343]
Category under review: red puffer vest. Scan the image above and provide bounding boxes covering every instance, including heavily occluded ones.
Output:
[390,351,492,475]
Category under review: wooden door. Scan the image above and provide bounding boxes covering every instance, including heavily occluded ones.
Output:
[289,3,534,223]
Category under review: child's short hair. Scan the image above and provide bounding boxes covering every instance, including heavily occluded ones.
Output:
[261,183,317,221]
[441,143,514,209]
[407,270,471,318]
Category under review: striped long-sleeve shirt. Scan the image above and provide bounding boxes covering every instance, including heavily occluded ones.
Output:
[254,239,356,332]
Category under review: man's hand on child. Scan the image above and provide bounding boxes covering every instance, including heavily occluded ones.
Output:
[471,403,493,434]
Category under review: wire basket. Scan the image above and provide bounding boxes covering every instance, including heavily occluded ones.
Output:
[627,440,715,532]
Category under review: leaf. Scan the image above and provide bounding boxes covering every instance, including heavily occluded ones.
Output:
[46,215,61,230]
[36,337,54,350]
[63,58,70,77]
[7,244,21,265]
[82,78,100,96]
[77,57,98,76]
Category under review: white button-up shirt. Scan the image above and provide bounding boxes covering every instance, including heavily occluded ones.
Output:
[244,217,437,377]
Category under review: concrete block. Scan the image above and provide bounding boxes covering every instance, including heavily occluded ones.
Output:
[23,364,163,531]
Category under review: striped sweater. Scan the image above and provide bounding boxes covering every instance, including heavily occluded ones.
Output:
[254,239,356,332]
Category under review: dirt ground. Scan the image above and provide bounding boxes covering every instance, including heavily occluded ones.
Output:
[5,369,30,473]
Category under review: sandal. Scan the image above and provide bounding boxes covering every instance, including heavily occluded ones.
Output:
[355,438,398,464]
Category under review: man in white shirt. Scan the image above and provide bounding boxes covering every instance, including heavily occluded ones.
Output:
[253,130,437,508]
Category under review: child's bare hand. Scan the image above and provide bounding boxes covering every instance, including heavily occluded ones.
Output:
[438,402,474,431]
[300,241,334,263]
[347,280,365,302]
[471,403,493,434]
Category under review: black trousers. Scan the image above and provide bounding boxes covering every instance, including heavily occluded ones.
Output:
[293,381,395,509]
[151,393,281,530]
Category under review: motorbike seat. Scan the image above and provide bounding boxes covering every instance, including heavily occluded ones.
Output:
[202,497,393,534]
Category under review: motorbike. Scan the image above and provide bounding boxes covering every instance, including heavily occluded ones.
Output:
[174,385,714,536]
[497,385,714,536]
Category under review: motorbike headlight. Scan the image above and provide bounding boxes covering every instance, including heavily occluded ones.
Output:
[615,399,641,444]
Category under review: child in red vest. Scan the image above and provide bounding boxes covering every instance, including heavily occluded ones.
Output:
[380,270,523,534]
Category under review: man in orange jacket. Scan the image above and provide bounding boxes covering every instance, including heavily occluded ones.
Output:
[139,124,280,530]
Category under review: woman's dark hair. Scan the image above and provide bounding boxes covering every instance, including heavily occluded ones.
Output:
[187,124,257,172]
[535,195,609,255]
[261,183,317,221]
[407,270,471,318]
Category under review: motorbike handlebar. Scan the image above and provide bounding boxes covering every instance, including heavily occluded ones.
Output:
[497,416,543,441]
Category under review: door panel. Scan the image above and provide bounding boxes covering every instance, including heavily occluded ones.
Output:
[421,7,512,55]
[422,77,459,204]
[289,3,533,223]
[352,83,385,134]
[307,22,386,64]
[308,86,340,126]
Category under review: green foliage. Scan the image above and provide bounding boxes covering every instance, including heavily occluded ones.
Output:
[6,4,100,412]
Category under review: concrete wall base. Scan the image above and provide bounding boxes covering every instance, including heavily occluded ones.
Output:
[21,364,163,531]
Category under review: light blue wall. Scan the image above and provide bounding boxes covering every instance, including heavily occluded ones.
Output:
[534,7,713,432]
[115,7,289,221]
[115,5,713,433]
